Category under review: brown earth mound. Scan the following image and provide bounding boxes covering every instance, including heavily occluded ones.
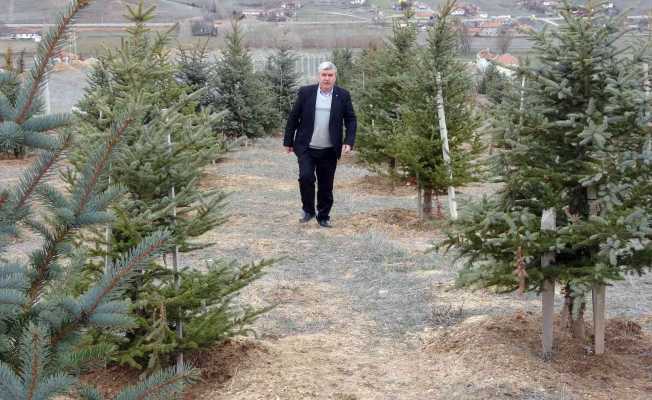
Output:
[348,208,447,233]
[80,339,268,399]
[423,313,652,399]
[338,175,416,197]
[81,315,651,399]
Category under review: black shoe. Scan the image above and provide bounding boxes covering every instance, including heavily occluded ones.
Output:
[299,212,315,223]
[318,219,332,228]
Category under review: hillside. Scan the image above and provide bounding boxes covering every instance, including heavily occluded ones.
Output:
[5,0,649,24]
[435,0,650,15]
[3,0,209,23]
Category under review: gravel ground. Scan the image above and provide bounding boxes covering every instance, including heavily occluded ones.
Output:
[185,137,651,399]
[196,138,652,334]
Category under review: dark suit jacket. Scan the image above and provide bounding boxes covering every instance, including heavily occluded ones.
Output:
[283,84,357,159]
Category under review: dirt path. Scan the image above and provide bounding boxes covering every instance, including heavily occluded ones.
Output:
[182,138,652,400]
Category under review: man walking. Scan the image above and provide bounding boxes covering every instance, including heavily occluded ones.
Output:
[284,61,357,228]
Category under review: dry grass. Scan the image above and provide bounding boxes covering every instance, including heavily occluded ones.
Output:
[182,138,652,399]
[82,314,652,400]
[336,174,416,197]
[422,313,652,400]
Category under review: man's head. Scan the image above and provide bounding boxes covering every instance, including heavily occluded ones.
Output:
[317,61,337,93]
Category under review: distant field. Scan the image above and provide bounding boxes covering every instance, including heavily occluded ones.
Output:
[4,0,650,25]
[3,0,205,23]
[423,0,651,15]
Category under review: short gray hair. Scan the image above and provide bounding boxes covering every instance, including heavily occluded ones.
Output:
[318,61,337,73]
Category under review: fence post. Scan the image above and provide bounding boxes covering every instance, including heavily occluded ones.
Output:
[541,207,556,360]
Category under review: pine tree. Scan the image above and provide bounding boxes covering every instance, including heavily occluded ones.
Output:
[444,1,652,345]
[71,2,270,371]
[331,47,354,89]
[265,43,300,128]
[354,16,418,176]
[210,18,275,138]
[0,46,26,158]
[395,0,482,219]
[3,46,14,71]
[477,63,511,104]
[0,0,197,397]
[176,41,213,108]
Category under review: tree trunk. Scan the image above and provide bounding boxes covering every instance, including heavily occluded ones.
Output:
[572,301,586,341]
[561,284,586,341]
[416,180,423,220]
[435,194,444,219]
[560,284,572,330]
[389,158,397,193]
[422,188,433,220]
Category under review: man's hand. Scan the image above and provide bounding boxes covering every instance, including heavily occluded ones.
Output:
[342,144,352,155]
[285,146,293,154]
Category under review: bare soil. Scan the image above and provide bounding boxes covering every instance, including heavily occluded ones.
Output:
[4,138,651,399]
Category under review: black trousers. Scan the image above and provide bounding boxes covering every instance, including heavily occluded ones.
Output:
[298,147,338,221]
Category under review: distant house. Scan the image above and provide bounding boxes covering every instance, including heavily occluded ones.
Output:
[0,23,11,39]
[191,22,218,37]
[258,8,289,22]
[414,4,435,20]
[451,8,466,16]
[241,9,264,17]
[449,3,480,17]
[15,33,42,42]
[281,1,302,9]
[477,49,519,77]
[461,4,481,16]
[467,20,506,37]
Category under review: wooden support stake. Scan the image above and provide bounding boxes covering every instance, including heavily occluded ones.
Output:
[541,208,556,361]
[588,186,606,355]
[518,76,526,127]
[644,63,651,152]
[166,115,184,373]
[416,173,423,220]
[592,285,606,355]
[435,71,458,220]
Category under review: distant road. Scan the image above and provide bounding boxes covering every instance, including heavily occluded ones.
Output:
[538,17,562,27]
[323,12,370,22]
[280,20,373,25]
[6,22,177,29]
